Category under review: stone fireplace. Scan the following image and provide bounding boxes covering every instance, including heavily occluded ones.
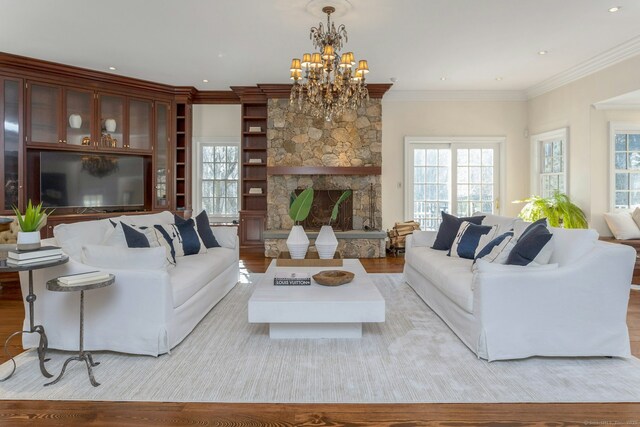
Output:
[264,98,386,258]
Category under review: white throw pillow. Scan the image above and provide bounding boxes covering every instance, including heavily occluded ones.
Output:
[548,227,599,266]
[82,245,168,270]
[211,226,238,250]
[449,222,498,259]
[472,232,516,270]
[632,207,640,230]
[603,212,640,240]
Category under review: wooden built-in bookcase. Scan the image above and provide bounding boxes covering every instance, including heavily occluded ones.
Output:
[238,102,267,247]
[174,102,191,213]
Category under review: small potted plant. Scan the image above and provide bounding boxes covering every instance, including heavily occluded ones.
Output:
[315,190,352,259]
[286,188,314,259]
[514,191,588,229]
[12,200,51,250]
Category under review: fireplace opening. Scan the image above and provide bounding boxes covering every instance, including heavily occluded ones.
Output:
[294,189,353,231]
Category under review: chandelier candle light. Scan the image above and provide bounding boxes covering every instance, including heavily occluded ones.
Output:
[289,6,370,121]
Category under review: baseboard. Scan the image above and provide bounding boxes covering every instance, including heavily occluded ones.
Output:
[632,284,640,291]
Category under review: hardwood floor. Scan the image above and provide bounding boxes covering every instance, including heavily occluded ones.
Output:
[0,251,639,426]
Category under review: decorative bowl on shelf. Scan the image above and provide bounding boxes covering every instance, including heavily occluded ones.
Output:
[0,217,13,233]
[312,270,354,286]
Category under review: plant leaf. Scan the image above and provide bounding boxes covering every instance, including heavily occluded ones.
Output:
[329,190,352,224]
[289,188,314,223]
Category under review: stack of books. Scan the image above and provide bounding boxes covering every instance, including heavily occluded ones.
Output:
[6,246,64,266]
[57,271,111,287]
[274,271,311,286]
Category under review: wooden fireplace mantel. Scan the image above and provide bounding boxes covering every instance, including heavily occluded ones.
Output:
[267,166,381,176]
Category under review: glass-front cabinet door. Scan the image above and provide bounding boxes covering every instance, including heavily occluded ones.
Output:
[129,99,152,151]
[1,77,23,212]
[28,82,61,144]
[154,102,171,208]
[98,93,124,149]
[64,88,94,146]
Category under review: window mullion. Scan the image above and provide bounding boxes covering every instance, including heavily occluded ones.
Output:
[450,144,458,216]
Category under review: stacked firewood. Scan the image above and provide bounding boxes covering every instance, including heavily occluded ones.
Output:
[387,220,421,252]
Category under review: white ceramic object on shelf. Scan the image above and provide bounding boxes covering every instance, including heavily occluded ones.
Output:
[105,118,117,132]
[17,231,41,251]
[68,114,82,129]
[286,225,309,259]
[315,225,338,259]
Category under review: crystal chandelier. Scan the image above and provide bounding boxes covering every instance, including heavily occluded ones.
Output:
[289,6,370,121]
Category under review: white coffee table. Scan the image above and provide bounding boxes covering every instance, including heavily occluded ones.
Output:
[248,259,385,338]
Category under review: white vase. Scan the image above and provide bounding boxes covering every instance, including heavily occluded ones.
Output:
[17,231,41,251]
[286,225,309,259]
[105,118,117,132]
[68,114,82,129]
[315,225,338,259]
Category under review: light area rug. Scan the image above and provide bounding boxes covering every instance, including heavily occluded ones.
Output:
[1,273,640,403]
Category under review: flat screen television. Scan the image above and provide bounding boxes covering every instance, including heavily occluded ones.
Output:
[40,151,145,209]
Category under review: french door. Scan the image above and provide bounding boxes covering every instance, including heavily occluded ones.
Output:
[405,138,502,230]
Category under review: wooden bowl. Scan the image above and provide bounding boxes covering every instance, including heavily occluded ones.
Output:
[312,270,355,286]
[0,218,13,233]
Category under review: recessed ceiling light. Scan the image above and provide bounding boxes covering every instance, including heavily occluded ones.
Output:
[538,50,548,55]
[202,79,209,83]
[440,77,447,81]
[608,6,621,12]
[495,77,503,81]
[108,66,117,71]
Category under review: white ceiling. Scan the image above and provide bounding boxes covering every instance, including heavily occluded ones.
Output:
[2,0,640,93]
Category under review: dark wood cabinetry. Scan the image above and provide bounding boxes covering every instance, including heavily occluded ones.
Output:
[0,75,23,213]
[239,210,265,247]
[154,101,171,209]
[26,82,156,154]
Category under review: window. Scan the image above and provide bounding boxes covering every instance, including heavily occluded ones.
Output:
[530,128,568,198]
[405,137,503,230]
[611,123,640,210]
[193,139,240,220]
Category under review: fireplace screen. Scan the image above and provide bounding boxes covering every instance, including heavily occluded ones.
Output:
[294,189,353,231]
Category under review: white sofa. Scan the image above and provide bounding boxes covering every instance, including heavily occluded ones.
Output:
[404,219,636,361]
[20,211,239,356]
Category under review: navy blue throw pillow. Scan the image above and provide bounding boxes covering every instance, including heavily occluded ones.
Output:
[506,224,552,266]
[174,211,220,248]
[432,212,485,251]
[518,218,548,240]
[121,223,151,248]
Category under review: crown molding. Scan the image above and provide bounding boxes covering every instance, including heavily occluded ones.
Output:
[383,90,527,102]
[192,90,240,104]
[526,36,640,99]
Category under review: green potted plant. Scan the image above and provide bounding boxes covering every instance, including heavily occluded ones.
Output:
[514,191,588,229]
[286,187,314,259]
[12,200,51,250]
[315,190,352,259]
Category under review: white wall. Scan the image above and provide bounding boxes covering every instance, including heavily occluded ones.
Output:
[528,55,640,235]
[192,104,241,138]
[381,99,529,230]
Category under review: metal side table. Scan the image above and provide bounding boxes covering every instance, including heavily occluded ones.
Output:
[44,274,115,387]
[0,255,69,382]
